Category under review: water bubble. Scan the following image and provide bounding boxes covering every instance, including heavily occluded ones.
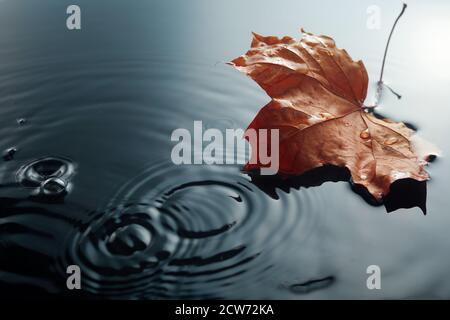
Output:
[384,137,398,145]
[360,129,370,139]
[17,157,75,187]
[40,177,67,196]
[16,118,27,126]
[16,157,75,198]
[319,112,333,120]
[426,154,437,163]
[3,147,17,161]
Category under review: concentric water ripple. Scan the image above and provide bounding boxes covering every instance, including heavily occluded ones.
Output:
[16,156,75,198]
[56,161,321,299]
[1,55,328,298]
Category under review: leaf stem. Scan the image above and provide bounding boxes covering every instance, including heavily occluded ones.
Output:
[379,3,407,83]
[370,3,407,109]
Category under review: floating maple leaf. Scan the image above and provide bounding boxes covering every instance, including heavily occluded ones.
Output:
[229,29,434,201]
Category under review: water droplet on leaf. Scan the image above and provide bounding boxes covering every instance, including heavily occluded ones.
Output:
[360,129,370,139]
[384,137,398,145]
[319,112,333,120]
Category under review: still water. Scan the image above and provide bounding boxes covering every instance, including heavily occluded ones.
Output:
[0,0,449,299]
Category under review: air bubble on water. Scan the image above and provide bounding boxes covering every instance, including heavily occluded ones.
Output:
[40,177,67,196]
[16,157,75,198]
[17,157,75,187]
[17,118,26,126]
[3,147,17,161]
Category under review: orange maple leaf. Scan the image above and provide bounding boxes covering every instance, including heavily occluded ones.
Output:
[230,29,432,201]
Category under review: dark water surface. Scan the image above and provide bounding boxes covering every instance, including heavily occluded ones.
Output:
[0,0,449,299]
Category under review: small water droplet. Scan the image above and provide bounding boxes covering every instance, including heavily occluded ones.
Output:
[40,177,67,196]
[384,137,398,145]
[344,122,351,127]
[319,112,333,120]
[426,154,437,163]
[360,129,370,139]
[16,118,26,126]
[3,147,17,161]
[17,157,75,188]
